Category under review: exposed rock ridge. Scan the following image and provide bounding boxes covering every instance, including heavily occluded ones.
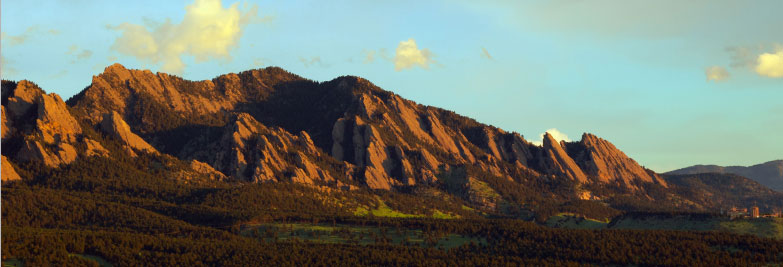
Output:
[71,63,304,131]
[538,133,588,182]
[2,156,22,182]
[100,111,157,156]
[184,113,337,185]
[572,133,667,188]
[4,82,90,167]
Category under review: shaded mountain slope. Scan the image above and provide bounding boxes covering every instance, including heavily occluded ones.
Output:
[666,160,783,192]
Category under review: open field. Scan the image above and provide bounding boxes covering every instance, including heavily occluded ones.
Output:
[547,213,783,240]
[240,223,485,249]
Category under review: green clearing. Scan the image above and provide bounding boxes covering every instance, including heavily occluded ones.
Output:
[717,218,783,240]
[1,259,23,267]
[545,213,609,229]
[353,198,459,219]
[69,254,113,267]
[241,223,485,249]
[608,216,783,240]
[545,214,783,240]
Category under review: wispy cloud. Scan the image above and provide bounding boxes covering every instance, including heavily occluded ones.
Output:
[362,48,390,64]
[109,0,269,74]
[298,56,325,68]
[394,38,435,71]
[76,50,93,60]
[1,25,59,47]
[705,66,730,82]
[1,56,18,77]
[66,45,79,55]
[480,47,493,60]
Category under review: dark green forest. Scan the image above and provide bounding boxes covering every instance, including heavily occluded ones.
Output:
[3,153,783,266]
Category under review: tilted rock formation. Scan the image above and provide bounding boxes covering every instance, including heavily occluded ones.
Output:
[2,156,22,182]
[538,133,588,182]
[180,113,338,185]
[187,160,228,181]
[1,106,9,139]
[2,81,90,168]
[84,138,110,157]
[5,80,44,118]
[569,133,667,188]
[100,111,157,155]
[35,93,82,144]
[17,140,78,167]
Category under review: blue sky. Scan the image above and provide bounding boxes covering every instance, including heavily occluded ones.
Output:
[2,0,782,171]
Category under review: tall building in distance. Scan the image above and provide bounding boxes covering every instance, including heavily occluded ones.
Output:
[751,206,760,218]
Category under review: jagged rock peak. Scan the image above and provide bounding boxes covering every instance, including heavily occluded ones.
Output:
[100,111,157,155]
[5,80,45,117]
[540,132,588,182]
[574,133,667,187]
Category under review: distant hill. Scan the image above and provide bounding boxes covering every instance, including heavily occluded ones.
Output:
[666,160,783,192]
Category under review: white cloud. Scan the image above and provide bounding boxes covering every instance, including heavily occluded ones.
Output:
[755,47,783,78]
[705,66,730,82]
[393,38,434,71]
[109,0,267,74]
[530,128,570,146]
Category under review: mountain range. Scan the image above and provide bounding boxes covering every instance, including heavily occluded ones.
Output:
[3,63,782,218]
[666,160,783,192]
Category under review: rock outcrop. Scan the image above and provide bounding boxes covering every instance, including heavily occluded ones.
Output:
[5,80,44,118]
[538,133,588,182]
[3,82,89,167]
[2,156,22,182]
[1,106,9,139]
[17,140,78,167]
[181,113,339,185]
[36,93,82,144]
[569,133,667,188]
[188,160,228,181]
[100,111,157,155]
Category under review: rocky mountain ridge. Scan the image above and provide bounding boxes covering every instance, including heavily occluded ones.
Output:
[2,63,776,215]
